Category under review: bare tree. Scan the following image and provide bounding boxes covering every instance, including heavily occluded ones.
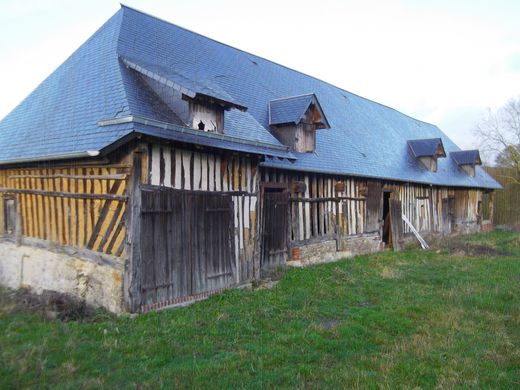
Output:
[474,96,520,184]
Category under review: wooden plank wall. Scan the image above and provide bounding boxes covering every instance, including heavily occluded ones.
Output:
[147,143,258,282]
[392,184,439,233]
[454,188,481,224]
[262,168,483,241]
[261,168,367,242]
[0,164,129,256]
[484,167,519,226]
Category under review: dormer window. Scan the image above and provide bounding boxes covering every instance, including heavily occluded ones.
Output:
[269,94,330,153]
[189,100,223,133]
[121,57,247,135]
[451,150,482,177]
[407,138,446,172]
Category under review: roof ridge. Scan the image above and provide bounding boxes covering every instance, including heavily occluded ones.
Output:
[269,93,315,102]
[118,4,441,129]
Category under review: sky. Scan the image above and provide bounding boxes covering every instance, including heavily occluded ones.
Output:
[1,0,519,154]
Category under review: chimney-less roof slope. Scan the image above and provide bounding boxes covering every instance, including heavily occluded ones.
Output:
[0,5,501,189]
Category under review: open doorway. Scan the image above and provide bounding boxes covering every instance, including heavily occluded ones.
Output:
[382,191,392,246]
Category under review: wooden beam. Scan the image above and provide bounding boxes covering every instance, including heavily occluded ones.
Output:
[0,194,4,235]
[8,174,127,180]
[290,196,366,202]
[0,188,128,201]
[125,150,143,312]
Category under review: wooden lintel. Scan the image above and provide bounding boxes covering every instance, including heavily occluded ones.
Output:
[140,184,255,197]
[290,196,366,202]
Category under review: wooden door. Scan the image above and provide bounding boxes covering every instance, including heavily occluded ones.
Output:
[140,187,235,308]
[365,181,382,233]
[189,192,235,294]
[261,190,289,271]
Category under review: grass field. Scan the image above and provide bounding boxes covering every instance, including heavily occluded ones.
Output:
[1,231,519,389]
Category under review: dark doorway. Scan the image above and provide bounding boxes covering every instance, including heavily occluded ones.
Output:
[382,191,391,245]
[261,185,289,273]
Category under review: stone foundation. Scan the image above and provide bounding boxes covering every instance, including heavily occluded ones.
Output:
[453,221,481,234]
[289,234,382,266]
[0,241,124,313]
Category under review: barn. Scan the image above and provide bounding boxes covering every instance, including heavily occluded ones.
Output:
[0,6,501,313]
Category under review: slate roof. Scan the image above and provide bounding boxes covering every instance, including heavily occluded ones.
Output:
[122,57,246,110]
[269,94,327,126]
[0,5,501,189]
[408,138,446,158]
[451,150,482,166]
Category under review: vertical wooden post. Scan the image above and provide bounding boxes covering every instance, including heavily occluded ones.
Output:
[0,194,4,235]
[15,195,22,246]
[124,149,143,312]
[335,199,341,250]
[253,182,263,281]
[489,191,495,225]
[428,186,434,232]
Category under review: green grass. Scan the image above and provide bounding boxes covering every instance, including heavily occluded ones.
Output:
[1,231,520,389]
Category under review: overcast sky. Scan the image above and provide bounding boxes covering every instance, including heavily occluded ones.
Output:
[1,0,519,152]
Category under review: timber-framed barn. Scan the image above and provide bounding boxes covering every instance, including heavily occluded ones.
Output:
[0,6,501,313]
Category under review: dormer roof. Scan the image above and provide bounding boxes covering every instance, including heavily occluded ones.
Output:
[122,57,247,111]
[451,150,482,166]
[407,138,446,158]
[269,94,329,128]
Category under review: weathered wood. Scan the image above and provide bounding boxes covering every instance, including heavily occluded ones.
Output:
[86,180,123,249]
[8,174,127,180]
[15,196,22,246]
[289,196,366,202]
[125,150,143,312]
[140,184,253,196]
[261,191,289,271]
[402,213,430,249]
[0,194,4,235]
[389,199,403,251]
[0,188,128,201]
[138,186,235,308]
[365,181,382,233]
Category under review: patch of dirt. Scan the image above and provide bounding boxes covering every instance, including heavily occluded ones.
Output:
[0,288,108,322]
[254,279,279,290]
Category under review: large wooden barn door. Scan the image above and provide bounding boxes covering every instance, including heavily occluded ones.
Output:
[188,192,235,294]
[261,189,289,272]
[140,187,235,309]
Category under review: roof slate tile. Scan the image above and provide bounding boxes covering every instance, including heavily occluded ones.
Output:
[0,5,501,189]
